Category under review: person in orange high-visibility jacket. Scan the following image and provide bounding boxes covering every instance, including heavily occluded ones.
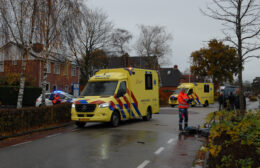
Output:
[52,93,61,105]
[177,88,190,131]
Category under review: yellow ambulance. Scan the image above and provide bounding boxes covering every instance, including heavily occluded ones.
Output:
[71,68,159,127]
[168,83,214,107]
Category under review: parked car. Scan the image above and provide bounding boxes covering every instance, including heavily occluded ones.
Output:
[35,91,76,107]
[35,93,52,107]
[258,94,260,108]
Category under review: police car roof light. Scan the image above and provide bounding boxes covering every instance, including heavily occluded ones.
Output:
[53,90,63,93]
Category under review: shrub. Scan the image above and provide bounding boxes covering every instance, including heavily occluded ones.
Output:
[0,103,72,137]
[206,110,260,168]
[0,86,42,106]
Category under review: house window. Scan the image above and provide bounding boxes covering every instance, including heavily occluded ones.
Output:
[0,53,4,72]
[72,66,76,76]
[0,61,4,72]
[54,64,60,74]
[46,62,51,73]
[63,64,68,76]
[46,83,50,92]
[53,85,57,91]
[65,85,69,93]
[145,73,153,90]
[13,60,17,65]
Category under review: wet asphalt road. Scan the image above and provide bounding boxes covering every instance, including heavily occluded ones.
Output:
[0,104,223,168]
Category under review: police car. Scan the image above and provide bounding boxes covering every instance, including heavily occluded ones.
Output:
[35,91,76,107]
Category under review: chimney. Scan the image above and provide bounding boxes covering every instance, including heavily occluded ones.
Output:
[173,65,178,69]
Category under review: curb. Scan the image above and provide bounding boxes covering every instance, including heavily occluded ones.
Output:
[203,152,209,168]
[0,122,73,141]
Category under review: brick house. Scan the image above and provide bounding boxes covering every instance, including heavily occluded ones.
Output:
[159,65,184,105]
[183,74,196,83]
[0,42,80,94]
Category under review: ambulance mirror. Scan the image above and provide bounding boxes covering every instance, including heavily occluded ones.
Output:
[187,89,193,95]
[117,81,127,98]
[116,89,125,98]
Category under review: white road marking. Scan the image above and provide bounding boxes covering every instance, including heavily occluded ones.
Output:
[46,133,62,138]
[12,141,32,147]
[137,160,150,168]
[167,138,177,144]
[154,147,165,155]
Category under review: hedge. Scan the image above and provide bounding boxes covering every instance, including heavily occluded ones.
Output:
[0,86,42,106]
[159,89,172,105]
[205,110,260,168]
[0,103,72,137]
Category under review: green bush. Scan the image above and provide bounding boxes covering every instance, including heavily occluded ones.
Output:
[0,86,42,106]
[0,103,71,137]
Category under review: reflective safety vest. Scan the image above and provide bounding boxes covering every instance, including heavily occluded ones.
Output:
[177,92,189,109]
[52,94,60,105]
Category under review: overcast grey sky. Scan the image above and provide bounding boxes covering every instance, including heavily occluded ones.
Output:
[87,0,260,82]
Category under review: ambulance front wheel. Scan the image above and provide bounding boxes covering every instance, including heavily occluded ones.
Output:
[171,105,175,108]
[143,108,152,121]
[75,121,86,128]
[110,111,120,127]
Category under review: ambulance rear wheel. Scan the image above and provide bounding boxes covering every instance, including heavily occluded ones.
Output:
[143,108,152,121]
[110,111,120,127]
[75,121,86,128]
[203,100,209,107]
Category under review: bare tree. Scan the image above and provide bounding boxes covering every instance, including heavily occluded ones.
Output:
[202,0,260,113]
[135,25,173,70]
[0,0,38,108]
[36,0,80,106]
[0,17,9,46]
[65,7,113,84]
[110,28,132,56]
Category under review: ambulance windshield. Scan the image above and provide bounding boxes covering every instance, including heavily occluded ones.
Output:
[174,88,188,94]
[81,81,118,96]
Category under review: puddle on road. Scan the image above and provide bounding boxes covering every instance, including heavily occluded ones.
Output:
[75,128,179,160]
[177,132,205,142]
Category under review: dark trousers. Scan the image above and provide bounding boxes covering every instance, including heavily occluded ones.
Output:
[179,108,188,129]
[230,103,235,111]
[219,103,224,111]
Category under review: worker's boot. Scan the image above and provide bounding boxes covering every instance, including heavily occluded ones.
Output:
[184,123,188,129]
[179,125,183,131]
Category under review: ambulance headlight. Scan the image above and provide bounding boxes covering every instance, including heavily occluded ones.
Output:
[72,103,75,108]
[99,102,109,108]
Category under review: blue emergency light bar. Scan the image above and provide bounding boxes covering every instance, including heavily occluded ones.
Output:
[53,90,64,93]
